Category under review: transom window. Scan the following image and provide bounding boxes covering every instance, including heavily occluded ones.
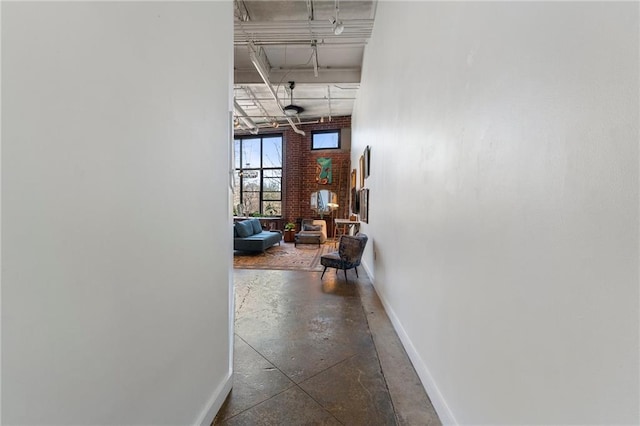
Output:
[311,130,340,150]
[233,135,283,217]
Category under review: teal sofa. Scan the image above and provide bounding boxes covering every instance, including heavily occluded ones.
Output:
[234,218,282,252]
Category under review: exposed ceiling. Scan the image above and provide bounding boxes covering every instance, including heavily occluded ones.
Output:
[234,0,377,134]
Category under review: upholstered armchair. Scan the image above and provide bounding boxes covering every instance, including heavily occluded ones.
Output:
[295,219,327,247]
[320,234,368,283]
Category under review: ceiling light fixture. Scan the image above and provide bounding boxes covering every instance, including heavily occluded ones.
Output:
[283,81,304,117]
[330,17,344,35]
[283,105,303,117]
[330,0,344,35]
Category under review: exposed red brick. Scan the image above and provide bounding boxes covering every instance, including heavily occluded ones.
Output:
[235,116,352,235]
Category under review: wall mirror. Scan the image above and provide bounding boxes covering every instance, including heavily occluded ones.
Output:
[310,190,338,216]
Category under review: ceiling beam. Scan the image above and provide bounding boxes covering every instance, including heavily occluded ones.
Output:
[235,19,374,42]
[235,67,361,85]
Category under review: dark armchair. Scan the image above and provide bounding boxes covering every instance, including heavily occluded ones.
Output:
[320,233,368,283]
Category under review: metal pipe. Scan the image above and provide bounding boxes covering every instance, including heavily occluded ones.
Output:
[327,85,332,121]
[233,99,258,134]
[231,114,351,118]
[248,44,305,136]
[233,97,356,102]
[234,41,368,48]
[312,43,319,78]
[235,19,374,43]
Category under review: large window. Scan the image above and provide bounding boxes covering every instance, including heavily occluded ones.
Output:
[311,130,341,150]
[233,135,283,217]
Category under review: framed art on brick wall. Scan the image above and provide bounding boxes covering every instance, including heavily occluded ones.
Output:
[316,157,332,184]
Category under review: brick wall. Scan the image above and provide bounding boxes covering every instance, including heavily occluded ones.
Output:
[235,116,352,233]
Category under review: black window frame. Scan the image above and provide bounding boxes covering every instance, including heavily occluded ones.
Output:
[234,134,283,217]
[311,129,341,150]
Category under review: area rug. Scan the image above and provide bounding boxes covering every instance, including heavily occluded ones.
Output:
[234,242,333,272]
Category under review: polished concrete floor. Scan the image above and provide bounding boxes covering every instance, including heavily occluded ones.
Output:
[214,267,441,425]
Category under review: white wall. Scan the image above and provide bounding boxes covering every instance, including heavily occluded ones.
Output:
[2,2,233,424]
[353,2,639,424]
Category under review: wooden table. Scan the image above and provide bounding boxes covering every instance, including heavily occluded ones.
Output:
[333,219,361,246]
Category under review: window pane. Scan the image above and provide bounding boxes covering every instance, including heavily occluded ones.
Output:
[242,192,260,216]
[242,171,260,191]
[232,171,241,214]
[234,139,241,169]
[263,201,281,217]
[262,137,282,168]
[312,131,340,149]
[263,177,281,192]
[263,191,281,201]
[263,169,282,178]
[241,138,261,168]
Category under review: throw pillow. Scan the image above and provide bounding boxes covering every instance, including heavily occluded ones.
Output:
[236,220,254,238]
[304,224,322,231]
[249,218,263,234]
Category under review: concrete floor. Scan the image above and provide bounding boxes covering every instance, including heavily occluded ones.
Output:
[214,267,441,425]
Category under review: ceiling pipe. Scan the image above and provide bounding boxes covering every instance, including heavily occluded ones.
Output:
[327,85,333,121]
[248,43,305,136]
[244,86,277,124]
[257,120,319,129]
[311,42,319,78]
[232,114,350,118]
[233,97,356,102]
[305,0,314,20]
[233,99,259,134]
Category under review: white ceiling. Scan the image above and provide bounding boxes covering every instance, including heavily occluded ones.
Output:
[234,0,377,134]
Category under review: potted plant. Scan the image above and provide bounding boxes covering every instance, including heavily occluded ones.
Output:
[283,222,296,243]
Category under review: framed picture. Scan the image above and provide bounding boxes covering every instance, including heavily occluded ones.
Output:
[360,188,369,223]
[359,155,365,188]
[350,169,358,214]
[351,187,359,214]
[316,157,332,184]
[364,146,371,178]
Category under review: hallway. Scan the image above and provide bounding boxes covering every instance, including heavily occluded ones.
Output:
[214,269,441,425]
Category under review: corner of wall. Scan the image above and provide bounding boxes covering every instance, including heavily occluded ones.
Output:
[194,372,233,426]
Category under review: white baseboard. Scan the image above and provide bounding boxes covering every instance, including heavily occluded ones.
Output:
[365,266,457,426]
[194,372,233,426]
[361,260,374,282]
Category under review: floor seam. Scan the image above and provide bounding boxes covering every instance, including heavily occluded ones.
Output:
[216,386,294,424]
[218,334,296,424]
[235,334,299,385]
[292,382,346,426]
[293,352,360,385]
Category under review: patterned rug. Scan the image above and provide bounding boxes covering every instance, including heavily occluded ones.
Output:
[233,242,333,272]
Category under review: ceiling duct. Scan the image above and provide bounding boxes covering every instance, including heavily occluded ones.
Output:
[283,81,305,117]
